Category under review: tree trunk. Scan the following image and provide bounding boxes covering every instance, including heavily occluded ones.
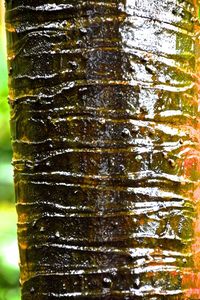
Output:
[5,0,200,299]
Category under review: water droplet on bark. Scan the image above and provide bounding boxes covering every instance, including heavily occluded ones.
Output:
[121,128,131,138]
[103,277,112,288]
[135,155,142,162]
[55,231,60,238]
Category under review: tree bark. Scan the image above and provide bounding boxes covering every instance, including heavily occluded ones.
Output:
[5,0,200,299]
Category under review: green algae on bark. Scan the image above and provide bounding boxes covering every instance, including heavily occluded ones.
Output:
[5,0,200,299]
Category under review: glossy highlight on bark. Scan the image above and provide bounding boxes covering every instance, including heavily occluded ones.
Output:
[5,0,200,299]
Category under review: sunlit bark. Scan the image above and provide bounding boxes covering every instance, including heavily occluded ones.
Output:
[6,0,200,299]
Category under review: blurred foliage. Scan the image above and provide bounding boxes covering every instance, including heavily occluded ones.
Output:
[0,205,20,300]
[0,1,20,299]
[0,1,14,203]
[0,0,9,152]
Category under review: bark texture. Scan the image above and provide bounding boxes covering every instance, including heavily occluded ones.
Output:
[6,0,200,299]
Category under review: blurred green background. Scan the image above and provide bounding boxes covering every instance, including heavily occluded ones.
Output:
[0,1,20,300]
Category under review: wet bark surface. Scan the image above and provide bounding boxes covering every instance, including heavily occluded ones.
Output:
[5,0,200,299]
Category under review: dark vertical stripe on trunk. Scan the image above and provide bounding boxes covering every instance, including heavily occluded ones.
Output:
[6,0,200,299]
